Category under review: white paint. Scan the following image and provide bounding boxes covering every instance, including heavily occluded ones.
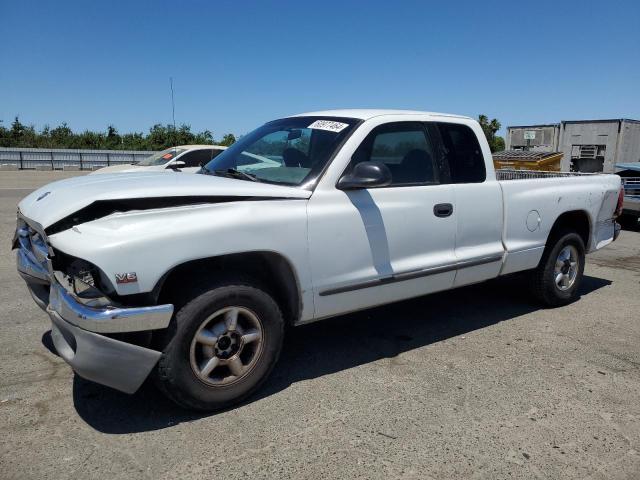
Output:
[526,210,541,232]
[18,171,310,229]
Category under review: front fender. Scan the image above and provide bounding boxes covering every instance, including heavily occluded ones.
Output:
[49,200,313,318]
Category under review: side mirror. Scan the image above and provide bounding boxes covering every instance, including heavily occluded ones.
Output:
[167,160,186,170]
[337,161,392,190]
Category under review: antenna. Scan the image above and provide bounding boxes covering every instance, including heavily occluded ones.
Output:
[169,77,177,159]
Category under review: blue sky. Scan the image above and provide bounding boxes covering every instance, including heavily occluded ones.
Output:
[1,0,639,138]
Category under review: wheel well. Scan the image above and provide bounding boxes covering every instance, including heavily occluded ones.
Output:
[548,210,590,247]
[156,252,302,326]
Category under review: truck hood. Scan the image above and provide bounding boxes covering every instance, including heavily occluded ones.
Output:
[18,171,311,229]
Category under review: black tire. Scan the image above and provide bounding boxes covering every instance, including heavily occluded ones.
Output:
[530,230,586,307]
[154,281,284,411]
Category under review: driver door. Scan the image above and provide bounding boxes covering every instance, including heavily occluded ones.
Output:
[307,122,457,319]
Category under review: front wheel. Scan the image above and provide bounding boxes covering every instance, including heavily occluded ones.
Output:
[530,231,586,307]
[155,282,284,411]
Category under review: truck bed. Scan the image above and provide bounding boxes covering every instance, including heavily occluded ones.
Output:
[495,169,621,275]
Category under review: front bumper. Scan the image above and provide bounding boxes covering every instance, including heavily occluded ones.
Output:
[49,308,162,394]
[15,216,174,393]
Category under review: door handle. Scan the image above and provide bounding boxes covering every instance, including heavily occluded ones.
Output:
[433,203,453,218]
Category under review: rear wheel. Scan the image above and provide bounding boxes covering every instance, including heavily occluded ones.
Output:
[530,231,585,307]
[155,281,284,411]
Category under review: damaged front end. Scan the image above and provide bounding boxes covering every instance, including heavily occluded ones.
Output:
[45,195,273,235]
[14,212,173,393]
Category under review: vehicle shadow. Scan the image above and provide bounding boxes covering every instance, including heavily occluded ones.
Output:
[66,274,611,434]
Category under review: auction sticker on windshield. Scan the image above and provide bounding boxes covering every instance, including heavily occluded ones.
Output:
[307,120,349,133]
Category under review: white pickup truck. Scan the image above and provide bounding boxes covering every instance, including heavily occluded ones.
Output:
[15,110,623,410]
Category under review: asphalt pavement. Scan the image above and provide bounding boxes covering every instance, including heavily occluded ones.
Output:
[1,171,639,479]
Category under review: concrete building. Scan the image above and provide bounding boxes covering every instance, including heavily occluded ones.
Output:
[560,119,640,173]
[505,124,561,153]
[505,119,640,173]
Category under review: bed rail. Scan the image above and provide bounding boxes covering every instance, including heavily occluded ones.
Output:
[496,169,598,181]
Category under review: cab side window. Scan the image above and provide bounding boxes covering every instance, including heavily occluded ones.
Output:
[178,150,214,168]
[209,149,224,161]
[350,122,438,186]
[434,123,486,183]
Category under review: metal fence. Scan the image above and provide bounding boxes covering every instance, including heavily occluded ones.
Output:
[0,147,157,170]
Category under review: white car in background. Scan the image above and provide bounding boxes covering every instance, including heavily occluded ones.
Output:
[91,145,227,174]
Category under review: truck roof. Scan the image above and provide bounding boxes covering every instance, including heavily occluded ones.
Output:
[292,109,472,121]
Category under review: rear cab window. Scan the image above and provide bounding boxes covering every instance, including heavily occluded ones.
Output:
[428,122,486,183]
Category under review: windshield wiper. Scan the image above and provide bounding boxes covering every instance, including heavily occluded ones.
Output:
[211,168,259,182]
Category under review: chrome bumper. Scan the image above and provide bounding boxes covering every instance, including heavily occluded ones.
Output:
[22,273,171,393]
[18,254,172,393]
[15,215,174,393]
[17,249,174,334]
[51,281,173,333]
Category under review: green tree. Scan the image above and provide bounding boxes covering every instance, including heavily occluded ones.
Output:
[50,122,73,148]
[193,129,214,145]
[219,133,236,146]
[0,120,8,147]
[0,117,234,150]
[10,116,26,142]
[148,123,170,149]
[478,115,505,153]
[105,125,122,149]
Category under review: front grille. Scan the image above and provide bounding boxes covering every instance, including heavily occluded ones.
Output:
[16,214,112,306]
[16,215,54,280]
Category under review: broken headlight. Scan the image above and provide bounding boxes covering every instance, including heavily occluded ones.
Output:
[52,253,113,307]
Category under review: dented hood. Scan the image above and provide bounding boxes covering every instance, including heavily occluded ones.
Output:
[18,171,311,228]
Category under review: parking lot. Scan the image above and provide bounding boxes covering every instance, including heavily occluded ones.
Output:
[1,171,639,479]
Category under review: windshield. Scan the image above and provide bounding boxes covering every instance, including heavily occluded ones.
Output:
[136,147,188,166]
[202,117,358,187]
